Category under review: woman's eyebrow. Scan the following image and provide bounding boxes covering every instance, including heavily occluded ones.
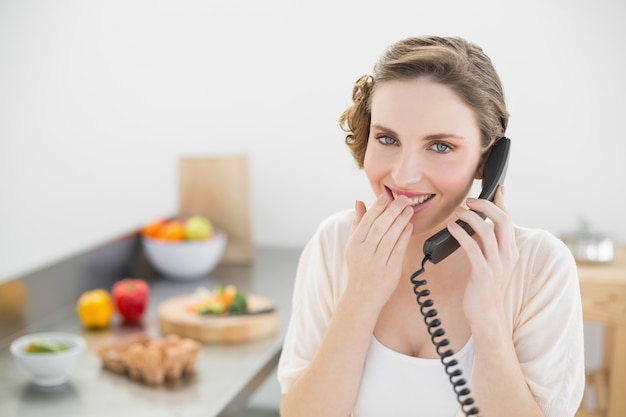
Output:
[370,124,398,137]
[424,133,466,141]
[370,124,465,141]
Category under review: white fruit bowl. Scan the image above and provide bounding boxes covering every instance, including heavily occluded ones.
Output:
[142,231,227,280]
[10,332,86,387]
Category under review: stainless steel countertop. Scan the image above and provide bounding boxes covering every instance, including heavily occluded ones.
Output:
[0,247,300,417]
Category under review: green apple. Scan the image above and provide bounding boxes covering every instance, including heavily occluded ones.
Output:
[184,215,214,240]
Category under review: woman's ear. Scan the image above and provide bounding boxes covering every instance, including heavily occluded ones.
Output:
[474,150,490,180]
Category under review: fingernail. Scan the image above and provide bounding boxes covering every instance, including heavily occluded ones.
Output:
[395,195,409,205]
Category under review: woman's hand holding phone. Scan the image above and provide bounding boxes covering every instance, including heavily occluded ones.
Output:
[345,193,414,311]
[447,186,520,326]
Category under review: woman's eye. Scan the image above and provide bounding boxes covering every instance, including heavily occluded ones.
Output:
[377,136,398,146]
[430,142,452,153]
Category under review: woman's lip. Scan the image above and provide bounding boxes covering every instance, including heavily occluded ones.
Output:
[410,196,434,213]
[384,186,435,214]
[384,186,433,199]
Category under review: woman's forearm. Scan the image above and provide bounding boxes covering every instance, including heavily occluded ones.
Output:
[468,312,544,417]
[280,291,379,417]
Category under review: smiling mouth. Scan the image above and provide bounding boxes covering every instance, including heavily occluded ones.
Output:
[386,187,435,207]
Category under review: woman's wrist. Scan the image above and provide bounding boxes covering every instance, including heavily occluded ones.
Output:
[338,286,385,326]
[467,304,509,348]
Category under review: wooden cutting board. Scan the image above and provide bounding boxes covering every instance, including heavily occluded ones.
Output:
[157,293,279,344]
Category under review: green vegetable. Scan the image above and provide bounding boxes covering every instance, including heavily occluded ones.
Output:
[230,292,248,313]
[25,339,70,353]
[214,284,225,296]
[199,302,226,315]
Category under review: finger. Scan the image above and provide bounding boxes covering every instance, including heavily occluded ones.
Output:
[352,200,367,231]
[366,195,410,245]
[352,193,388,242]
[454,207,498,259]
[447,220,484,262]
[466,196,508,230]
[386,221,413,266]
[377,205,413,262]
[466,191,514,250]
[484,185,518,263]
[464,195,518,268]
[492,185,507,212]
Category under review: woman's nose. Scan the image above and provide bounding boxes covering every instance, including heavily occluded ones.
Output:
[392,152,424,187]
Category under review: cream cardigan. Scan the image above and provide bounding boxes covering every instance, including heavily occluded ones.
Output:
[278,209,585,417]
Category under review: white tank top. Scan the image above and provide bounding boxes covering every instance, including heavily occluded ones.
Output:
[353,336,474,417]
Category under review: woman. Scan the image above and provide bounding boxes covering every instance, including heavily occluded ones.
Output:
[277,36,584,417]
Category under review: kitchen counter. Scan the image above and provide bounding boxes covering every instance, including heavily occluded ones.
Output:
[0,245,301,417]
[576,245,626,417]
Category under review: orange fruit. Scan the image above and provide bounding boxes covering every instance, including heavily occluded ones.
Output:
[220,285,237,307]
[157,220,186,241]
[142,218,166,238]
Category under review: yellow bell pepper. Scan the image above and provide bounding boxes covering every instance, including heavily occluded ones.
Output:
[76,289,113,329]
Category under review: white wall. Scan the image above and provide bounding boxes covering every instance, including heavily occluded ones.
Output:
[1,0,625,283]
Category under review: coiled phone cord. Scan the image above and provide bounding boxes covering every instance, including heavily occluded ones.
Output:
[410,254,481,417]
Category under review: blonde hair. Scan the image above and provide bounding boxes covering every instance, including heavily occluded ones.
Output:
[340,36,509,168]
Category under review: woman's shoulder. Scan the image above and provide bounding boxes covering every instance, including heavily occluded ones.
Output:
[300,209,355,264]
[513,224,572,260]
[314,208,355,239]
[512,224,578,288]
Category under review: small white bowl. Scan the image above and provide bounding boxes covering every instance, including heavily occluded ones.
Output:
[10,332,86,386]
[142,230,227,280]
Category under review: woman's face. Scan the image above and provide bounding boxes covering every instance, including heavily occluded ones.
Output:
[363,77,484,238]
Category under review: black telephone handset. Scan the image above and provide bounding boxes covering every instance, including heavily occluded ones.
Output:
[423,137,511,264]
[410,137,511,417]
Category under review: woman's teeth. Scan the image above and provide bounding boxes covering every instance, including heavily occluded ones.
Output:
[392,192,433,206]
